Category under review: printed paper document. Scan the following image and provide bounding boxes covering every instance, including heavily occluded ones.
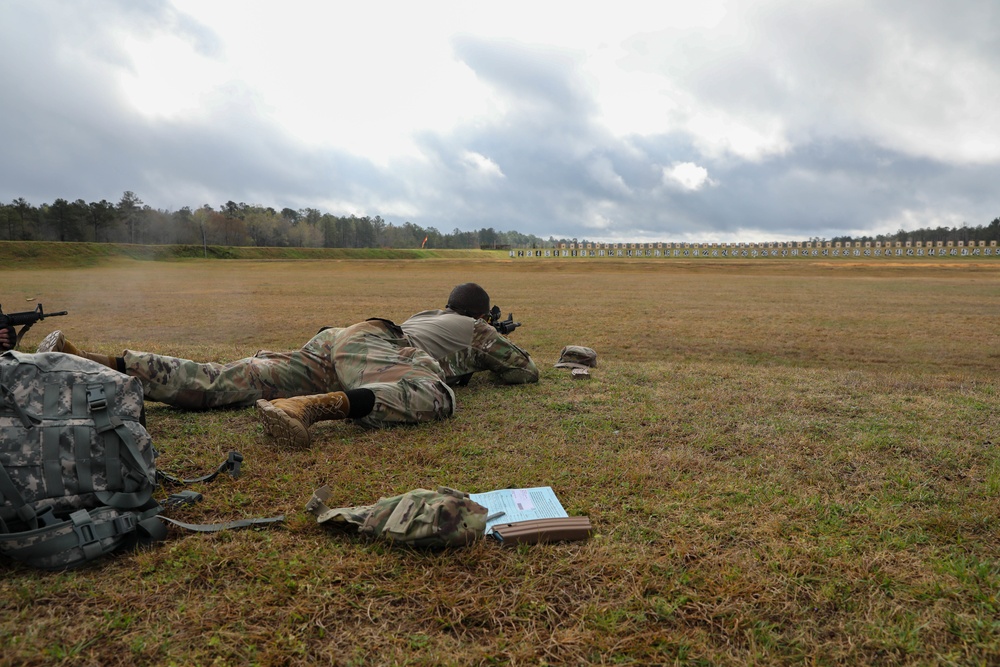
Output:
[469,487,568,533]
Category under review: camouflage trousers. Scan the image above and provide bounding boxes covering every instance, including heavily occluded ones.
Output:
[123,320,455,428]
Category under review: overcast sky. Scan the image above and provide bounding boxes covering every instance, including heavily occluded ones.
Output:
[2,1,998,242]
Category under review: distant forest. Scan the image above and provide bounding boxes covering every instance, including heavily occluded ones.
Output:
[3,192,999,249]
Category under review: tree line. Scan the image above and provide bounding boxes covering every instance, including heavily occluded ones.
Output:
[0,193,548,250]
[827,218,1000,246]
[3,192,998,249]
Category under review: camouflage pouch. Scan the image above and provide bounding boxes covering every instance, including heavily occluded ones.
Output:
[306,486,487,548]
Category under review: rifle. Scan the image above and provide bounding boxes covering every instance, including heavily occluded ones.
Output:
[0,303,69,350]
[486,305,521,335]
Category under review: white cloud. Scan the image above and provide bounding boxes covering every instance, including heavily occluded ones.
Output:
[118,34,228,120]
[139,1,503,163]
[461,151,505,184]
[856,31,1000,164]
[114,0,1000,167]
[663,162,714,191]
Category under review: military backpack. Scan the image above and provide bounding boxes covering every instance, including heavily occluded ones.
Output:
[0,350,277,570]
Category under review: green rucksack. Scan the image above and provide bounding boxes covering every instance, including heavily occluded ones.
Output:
[0,350,279,570]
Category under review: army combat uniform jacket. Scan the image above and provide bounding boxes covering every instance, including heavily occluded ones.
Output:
[400,309,538,386]
[122,310,537,428]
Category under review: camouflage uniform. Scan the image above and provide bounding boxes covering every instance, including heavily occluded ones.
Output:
[124,320,454,428]
[124,313,537,428]
[400,309,538,385]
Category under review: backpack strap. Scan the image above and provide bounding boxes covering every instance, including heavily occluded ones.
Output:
[0,382,37,428]
[153,451,283,533]
[84,383,157,510]
[0,459,39,528]
[0,503,166,569]
[12,321,35,349]
[157,514,285,533]
[156,451,244,487]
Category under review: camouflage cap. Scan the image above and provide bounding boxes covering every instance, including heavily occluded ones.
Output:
[306,485,487,548]
[554,346,597,369]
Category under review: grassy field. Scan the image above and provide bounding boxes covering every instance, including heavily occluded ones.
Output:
[1,253,998,665]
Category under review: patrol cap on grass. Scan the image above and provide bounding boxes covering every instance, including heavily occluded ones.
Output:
[554,346,597,369]
[306,485,487,548]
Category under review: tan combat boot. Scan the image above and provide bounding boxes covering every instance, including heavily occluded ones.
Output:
[37,330,117,369]
[255,392,351,449]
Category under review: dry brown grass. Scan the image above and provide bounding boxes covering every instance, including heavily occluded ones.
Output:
[2,256,999,665]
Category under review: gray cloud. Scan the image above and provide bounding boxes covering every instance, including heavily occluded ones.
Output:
[1,1,997,242]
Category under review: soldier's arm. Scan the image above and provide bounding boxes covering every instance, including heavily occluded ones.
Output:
[471,320,539,384]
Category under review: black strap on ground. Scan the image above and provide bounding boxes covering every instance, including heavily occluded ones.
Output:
[156,451,243,487]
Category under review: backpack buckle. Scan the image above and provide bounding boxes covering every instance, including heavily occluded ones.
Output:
[113,514,136,534]
[86,384,108,412]
[70,509,100,553]
[227,451,243,479]
[33,505,60,528]
[165,490,203,507]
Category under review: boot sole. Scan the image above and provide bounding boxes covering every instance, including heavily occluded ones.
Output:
[255,399,312,449]
[37,330,65,353]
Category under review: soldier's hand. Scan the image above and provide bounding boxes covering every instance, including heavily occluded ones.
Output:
[0,326,12,351]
